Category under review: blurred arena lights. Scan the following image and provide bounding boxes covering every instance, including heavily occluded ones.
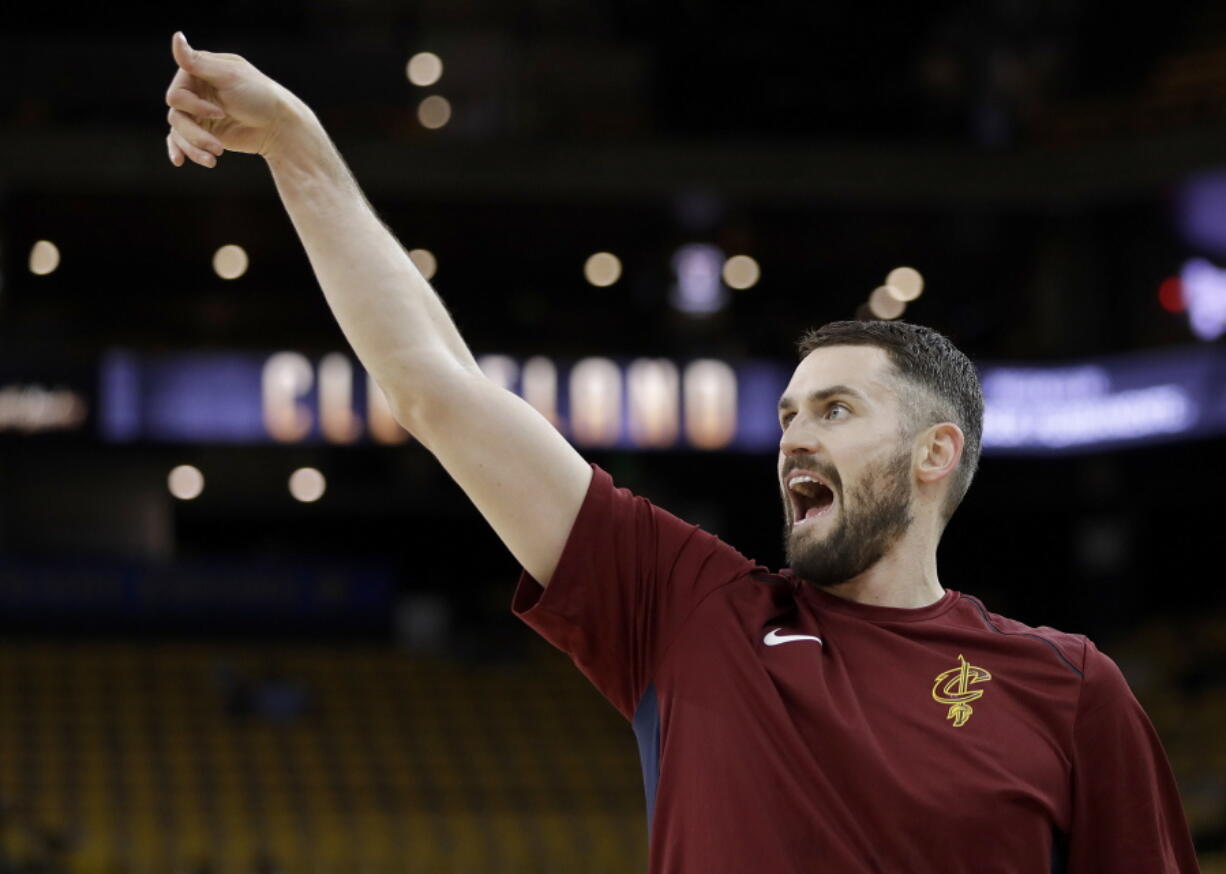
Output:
[289,467,327,503]
[868,285,906,320]
[584,252,622,287]
[669,243,727,315]
[406,52,443,87]
[28,240,60,275]
[408,248,437,280]
[212,244,249,280]
[1159,277,1185,313]
[417,95,451,129]
[1179,257,1226,341]
[167,464,205,500]
[722,254,761,290]
[884,266,924,302]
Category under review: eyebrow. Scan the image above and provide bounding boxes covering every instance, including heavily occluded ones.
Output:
[777,384,867,413]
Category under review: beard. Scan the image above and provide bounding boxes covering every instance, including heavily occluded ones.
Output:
[782,445,914,589]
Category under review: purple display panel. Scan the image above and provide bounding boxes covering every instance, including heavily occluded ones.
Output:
[979,346,1221,455]
[98,346,1226,454]
[101,349,269,443]
[101,349,409,446]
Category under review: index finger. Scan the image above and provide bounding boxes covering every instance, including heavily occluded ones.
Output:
[165,66,208,107]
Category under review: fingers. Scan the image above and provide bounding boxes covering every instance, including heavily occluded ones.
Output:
[170,32,231,84]
[170,31,196,72]
[165,33,227,169]
[164,66,196,105]
[168,106,224,155]
[169,128,216,168]
[167,132,184,167]
[166,86,225,121]
[167,111,220,168]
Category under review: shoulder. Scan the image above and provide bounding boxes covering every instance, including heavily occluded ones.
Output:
[955,595,1143,715]
[585,465,774,604]
[956,593,1089,678]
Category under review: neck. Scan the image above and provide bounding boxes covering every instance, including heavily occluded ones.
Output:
[818,528,944,609]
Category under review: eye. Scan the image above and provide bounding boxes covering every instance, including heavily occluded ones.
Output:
[779,412,795,430]
[824,402,850,420]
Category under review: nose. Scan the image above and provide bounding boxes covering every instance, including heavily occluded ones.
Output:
[779,417,820,457]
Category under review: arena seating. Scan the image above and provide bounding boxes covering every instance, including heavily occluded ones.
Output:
[0,618,1221,873]
[0,638,646,874]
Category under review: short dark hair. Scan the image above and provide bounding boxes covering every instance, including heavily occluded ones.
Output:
[796,320,984,524]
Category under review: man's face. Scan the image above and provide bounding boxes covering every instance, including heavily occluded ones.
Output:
[777,345,916,588]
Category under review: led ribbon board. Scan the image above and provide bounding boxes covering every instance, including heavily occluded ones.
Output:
[94,346,1226,454]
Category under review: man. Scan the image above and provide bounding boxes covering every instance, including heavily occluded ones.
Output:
[162,32,1200,872]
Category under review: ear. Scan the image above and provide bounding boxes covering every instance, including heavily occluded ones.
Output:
[915,422,964,486]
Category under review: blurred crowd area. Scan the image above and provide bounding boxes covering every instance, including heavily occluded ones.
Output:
[0,609,1222,874]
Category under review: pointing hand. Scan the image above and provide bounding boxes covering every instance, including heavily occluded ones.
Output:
[164,31,303,168]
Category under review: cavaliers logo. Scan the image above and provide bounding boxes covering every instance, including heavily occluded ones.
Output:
[932,654,992,728]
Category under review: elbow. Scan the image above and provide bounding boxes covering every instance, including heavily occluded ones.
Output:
[382,365,485,445]
[386,392,429,436]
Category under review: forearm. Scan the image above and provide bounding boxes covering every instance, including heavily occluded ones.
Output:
[263,100,481,420]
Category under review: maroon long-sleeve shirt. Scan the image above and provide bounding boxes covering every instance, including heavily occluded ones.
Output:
[513,464,1199,873]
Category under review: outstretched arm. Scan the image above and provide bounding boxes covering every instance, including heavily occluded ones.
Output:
[163,32,591,586]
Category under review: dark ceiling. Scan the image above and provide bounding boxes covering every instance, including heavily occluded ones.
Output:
[4,0,1226,362]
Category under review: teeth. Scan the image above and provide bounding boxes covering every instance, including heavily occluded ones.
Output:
[788,475,824,497]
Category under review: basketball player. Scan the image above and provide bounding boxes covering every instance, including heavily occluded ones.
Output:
[162,32,1200,872]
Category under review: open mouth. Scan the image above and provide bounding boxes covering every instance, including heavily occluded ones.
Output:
[788,473,836,526]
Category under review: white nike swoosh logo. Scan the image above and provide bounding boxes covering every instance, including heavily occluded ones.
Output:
[763,628,824,647]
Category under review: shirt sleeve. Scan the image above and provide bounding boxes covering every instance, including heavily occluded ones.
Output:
[1066,638,1201,873]
[511,463,757,721]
